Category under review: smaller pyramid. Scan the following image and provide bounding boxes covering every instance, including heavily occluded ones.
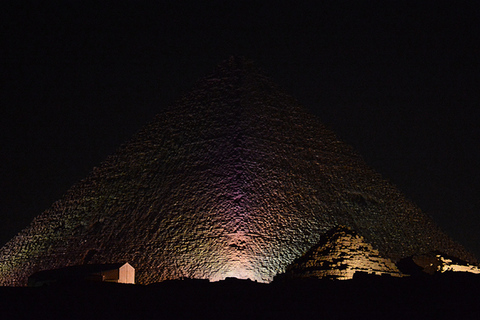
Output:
[281,226,403,280]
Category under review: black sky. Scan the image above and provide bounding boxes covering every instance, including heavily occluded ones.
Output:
[1,2,479,258]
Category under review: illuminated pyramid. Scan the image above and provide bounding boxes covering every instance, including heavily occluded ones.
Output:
[0,58,474,286]
[280,226,403,280]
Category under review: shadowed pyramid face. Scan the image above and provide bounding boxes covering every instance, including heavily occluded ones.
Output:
[0,58,474,285]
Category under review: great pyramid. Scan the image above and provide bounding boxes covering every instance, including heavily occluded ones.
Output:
[0,58,475,286]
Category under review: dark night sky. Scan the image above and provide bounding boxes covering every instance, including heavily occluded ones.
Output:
[1,2,479,258]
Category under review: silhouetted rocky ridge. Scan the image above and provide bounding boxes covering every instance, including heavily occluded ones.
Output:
[1,273,480,319]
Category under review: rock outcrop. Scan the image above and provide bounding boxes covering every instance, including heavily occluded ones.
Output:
[398,251,480,275]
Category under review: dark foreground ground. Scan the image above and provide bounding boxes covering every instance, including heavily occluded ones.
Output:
[1,273,479,319]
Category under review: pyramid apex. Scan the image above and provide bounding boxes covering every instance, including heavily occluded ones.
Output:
[209,56,259,77]
[220,56,254,68]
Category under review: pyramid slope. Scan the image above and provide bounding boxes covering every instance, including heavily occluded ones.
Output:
[0,58,475,285]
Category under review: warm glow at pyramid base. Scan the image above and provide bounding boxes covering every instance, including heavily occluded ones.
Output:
[211,269,258,282]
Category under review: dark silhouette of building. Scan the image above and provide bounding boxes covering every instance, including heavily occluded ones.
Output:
[28,262,135,286]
